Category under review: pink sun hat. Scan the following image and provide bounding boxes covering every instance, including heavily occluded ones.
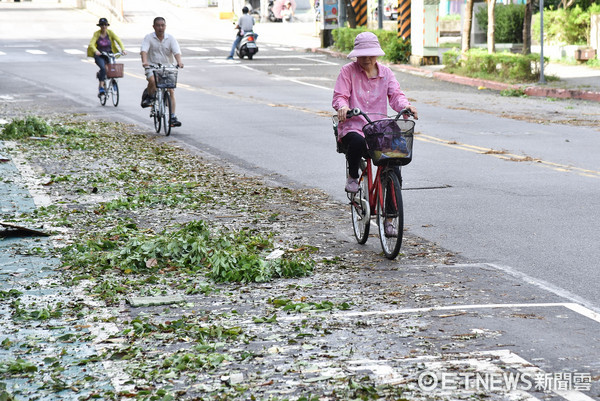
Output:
[347,32,385,58]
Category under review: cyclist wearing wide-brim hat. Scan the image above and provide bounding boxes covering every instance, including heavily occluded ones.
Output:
[332,31,418,193]
[87,18,127,96]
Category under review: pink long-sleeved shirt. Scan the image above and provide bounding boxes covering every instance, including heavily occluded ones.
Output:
[332,61,411,140]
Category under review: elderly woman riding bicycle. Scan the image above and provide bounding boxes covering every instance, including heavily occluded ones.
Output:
[332,32,418,194]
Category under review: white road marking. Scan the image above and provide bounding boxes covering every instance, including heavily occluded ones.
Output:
[26,49,46,55]
[297,55,340,65]
[563,303,600,324]
[481,350,596,401]
[0,51,6,56]
[486,263,599,315]
[350,350,592,399]
[64,49,85,55]
[185,47,209,52]
[277,301,600,325]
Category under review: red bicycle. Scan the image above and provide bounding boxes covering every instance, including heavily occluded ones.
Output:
[333,108,415,259]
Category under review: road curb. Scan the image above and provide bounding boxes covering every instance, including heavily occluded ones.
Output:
[391,64,600,102]
[521,86,600,102]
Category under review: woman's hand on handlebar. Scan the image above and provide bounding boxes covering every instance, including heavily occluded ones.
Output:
[404,105,419,120]
[337,106,350,123]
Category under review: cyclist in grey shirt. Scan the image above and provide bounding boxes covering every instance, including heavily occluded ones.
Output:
[227,7,255,60]
[141,17,184,126]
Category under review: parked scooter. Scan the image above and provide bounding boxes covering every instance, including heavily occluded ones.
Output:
[236,31,259,60]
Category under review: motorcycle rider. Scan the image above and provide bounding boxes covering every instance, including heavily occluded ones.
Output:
[227,7,255,60]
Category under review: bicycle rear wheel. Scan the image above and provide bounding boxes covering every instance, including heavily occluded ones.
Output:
[162,91,172,136]
[110,79,119,107]
[351,163,370,244]
[377,168,403,259]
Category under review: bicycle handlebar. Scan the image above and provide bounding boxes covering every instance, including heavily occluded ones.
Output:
[145,63,179,70]
[100,51,123,58]
[347,107,414,123]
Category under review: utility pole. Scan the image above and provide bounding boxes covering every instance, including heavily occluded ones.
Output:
[339,0,347,27]
[539,0,546,84]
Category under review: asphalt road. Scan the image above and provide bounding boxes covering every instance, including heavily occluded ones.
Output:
[3,31,599,313]
[2,4,600,399]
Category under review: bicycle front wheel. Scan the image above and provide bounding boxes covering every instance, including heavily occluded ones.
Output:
[351,164,370,244]
[98,87,107,106]
[162,91,172,136]
[153,92,161,133]
[377,168,403,259]
[110,79,119,107]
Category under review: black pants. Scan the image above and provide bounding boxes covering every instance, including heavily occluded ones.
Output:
[341,132,368,179]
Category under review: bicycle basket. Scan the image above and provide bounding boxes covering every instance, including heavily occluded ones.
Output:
[106,63,124,78]
[363,118,415,166]
[153,69,178,88]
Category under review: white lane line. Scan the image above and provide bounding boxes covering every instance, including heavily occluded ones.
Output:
[283,77,330,90]
[64,49,85,55]
[563,303,600,324]
[277,301,600,325]
[242,54,327,59]
[482,350,595,401]
[485,263,600,315]
[215,46,232,51]
[185,47,209,52]
[297,55,340,65]
[26,49,47,55]
[0,51,6,56]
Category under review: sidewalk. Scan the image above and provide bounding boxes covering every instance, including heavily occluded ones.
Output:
[390,62,600,102]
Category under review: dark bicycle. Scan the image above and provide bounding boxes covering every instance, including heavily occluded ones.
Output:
[146,64,178,136]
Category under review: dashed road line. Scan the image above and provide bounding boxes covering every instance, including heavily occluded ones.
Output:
[64,48,85,55]
[25,49,46,55]
[185,46,209,52]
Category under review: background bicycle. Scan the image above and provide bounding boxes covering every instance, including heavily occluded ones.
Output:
[98,51,123,107]
[146,64,178,136]
[333,108,415,259]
